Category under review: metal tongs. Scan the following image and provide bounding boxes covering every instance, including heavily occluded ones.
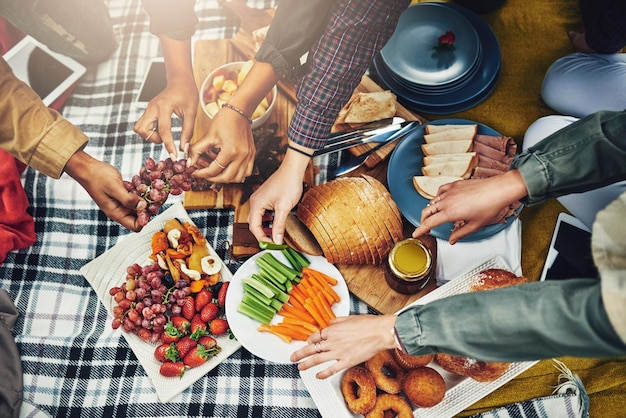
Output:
[314,117,407,156]
[332,120,422,177]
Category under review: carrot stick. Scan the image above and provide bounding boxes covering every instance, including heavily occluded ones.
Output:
[308,277,335,305]
[273,323,310,341]
[303,267,338,286]
[304,298,328,329]
[279,303,317,325]
[282,316,320,333]
[312,293,332,326]
[317,293,336,322]
[291,284,308,305]
[287,295,306,311]
[258,324,292,343]
[309,272,341,303]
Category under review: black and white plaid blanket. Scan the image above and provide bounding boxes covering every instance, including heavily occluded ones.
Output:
[0,1,363,416]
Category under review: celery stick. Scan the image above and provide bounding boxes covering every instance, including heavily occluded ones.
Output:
[281,248,301,271]
[253,274,289,303]
[256,256,292,283]
[237,301,273,324]
[241,276,274,299]
[242,293,277,315]
[269,298,284,312]
[258,267,287,291]
[287,247,310,268]
[243,283,273,306]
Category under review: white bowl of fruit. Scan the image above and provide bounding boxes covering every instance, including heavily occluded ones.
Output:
[200,60,277,130]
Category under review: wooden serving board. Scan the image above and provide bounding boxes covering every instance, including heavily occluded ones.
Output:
[189,0,434,314]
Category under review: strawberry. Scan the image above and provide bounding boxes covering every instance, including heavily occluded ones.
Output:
[159,361,187,378]
[209,318,229,336]
[175,335,198,359]
[181,296,196,321]
[195,288,213,312]
[183,345,215,368]
[197,335,219,351]
[170,316,191,336]
[154,343,179,363]
[200,302,219,323]
[160,321,181,344]
[154,343,170,363]
[190,314,208,339]
[217,281,229,307]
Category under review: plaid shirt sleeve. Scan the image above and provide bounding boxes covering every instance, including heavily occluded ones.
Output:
[288,0,411,150]
[583,0,626,53]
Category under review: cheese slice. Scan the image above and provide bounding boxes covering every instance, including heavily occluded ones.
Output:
[423,152,477,167]
[423,125,477,143]
[422,161,475,179]
[421,140,473,156]
[425,124,477,134]
[413,175,463,200]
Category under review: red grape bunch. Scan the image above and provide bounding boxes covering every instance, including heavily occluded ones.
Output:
[124,157,195,226]
[110,262,172,343]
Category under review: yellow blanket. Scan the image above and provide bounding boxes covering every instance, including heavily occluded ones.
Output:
[410,0,626,416]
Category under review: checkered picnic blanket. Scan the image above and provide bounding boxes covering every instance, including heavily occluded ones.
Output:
[0,1,352,417]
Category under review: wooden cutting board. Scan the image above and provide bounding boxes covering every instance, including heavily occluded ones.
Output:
[188,0,433,314]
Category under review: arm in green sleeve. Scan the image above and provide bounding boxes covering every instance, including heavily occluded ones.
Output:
[512,110,626,205]
[395,279,626,361]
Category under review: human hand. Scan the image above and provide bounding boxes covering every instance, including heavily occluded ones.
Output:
[134,76,198,160]
[412,170,528,244]
[247,149,310,243]
[65,151,147,232]
[290,314,397,379]
[187,107,256,183]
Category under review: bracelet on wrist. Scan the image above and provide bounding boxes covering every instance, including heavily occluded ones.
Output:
[222,102,253,125]
[287,144,314,158]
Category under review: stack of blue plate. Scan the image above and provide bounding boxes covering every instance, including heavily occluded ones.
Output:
[372,2,501,115]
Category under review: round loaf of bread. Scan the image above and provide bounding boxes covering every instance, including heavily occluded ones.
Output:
[295,175,403,265]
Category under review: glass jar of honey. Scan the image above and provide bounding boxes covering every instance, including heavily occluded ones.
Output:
[384,238,433,294]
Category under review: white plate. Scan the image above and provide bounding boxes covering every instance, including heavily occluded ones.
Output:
[300,255,538,418]
[80,202,242,402]
[225,250,350,364]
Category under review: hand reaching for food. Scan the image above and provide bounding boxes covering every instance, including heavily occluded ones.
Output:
[412,170,528,244]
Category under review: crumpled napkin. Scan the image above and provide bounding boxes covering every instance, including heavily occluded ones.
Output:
[435,218,522,286]
[0,149,36,265]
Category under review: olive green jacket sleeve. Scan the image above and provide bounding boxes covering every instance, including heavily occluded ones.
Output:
[141,0,198,40]
[0,59,88,179]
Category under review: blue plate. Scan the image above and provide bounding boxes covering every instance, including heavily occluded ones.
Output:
[387,119,521,242]
[380,3,481,87]
[373,2,501,114]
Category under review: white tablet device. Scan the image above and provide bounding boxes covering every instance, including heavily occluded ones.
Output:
[3,35,86,107]
[539,212,597,281]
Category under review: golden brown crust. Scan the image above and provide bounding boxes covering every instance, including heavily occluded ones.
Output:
[435,353,510,382]
[402,366,446,408]
[365,350,406,394]
[364,393,413,418]
[332,177,379,264]
[296,202,338,263]
[284,213,323,256]
[360,175,404,243]
[393,349,435,369]
[470,268,529,292]
[341,366,377,415]
[306,186,354,264]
